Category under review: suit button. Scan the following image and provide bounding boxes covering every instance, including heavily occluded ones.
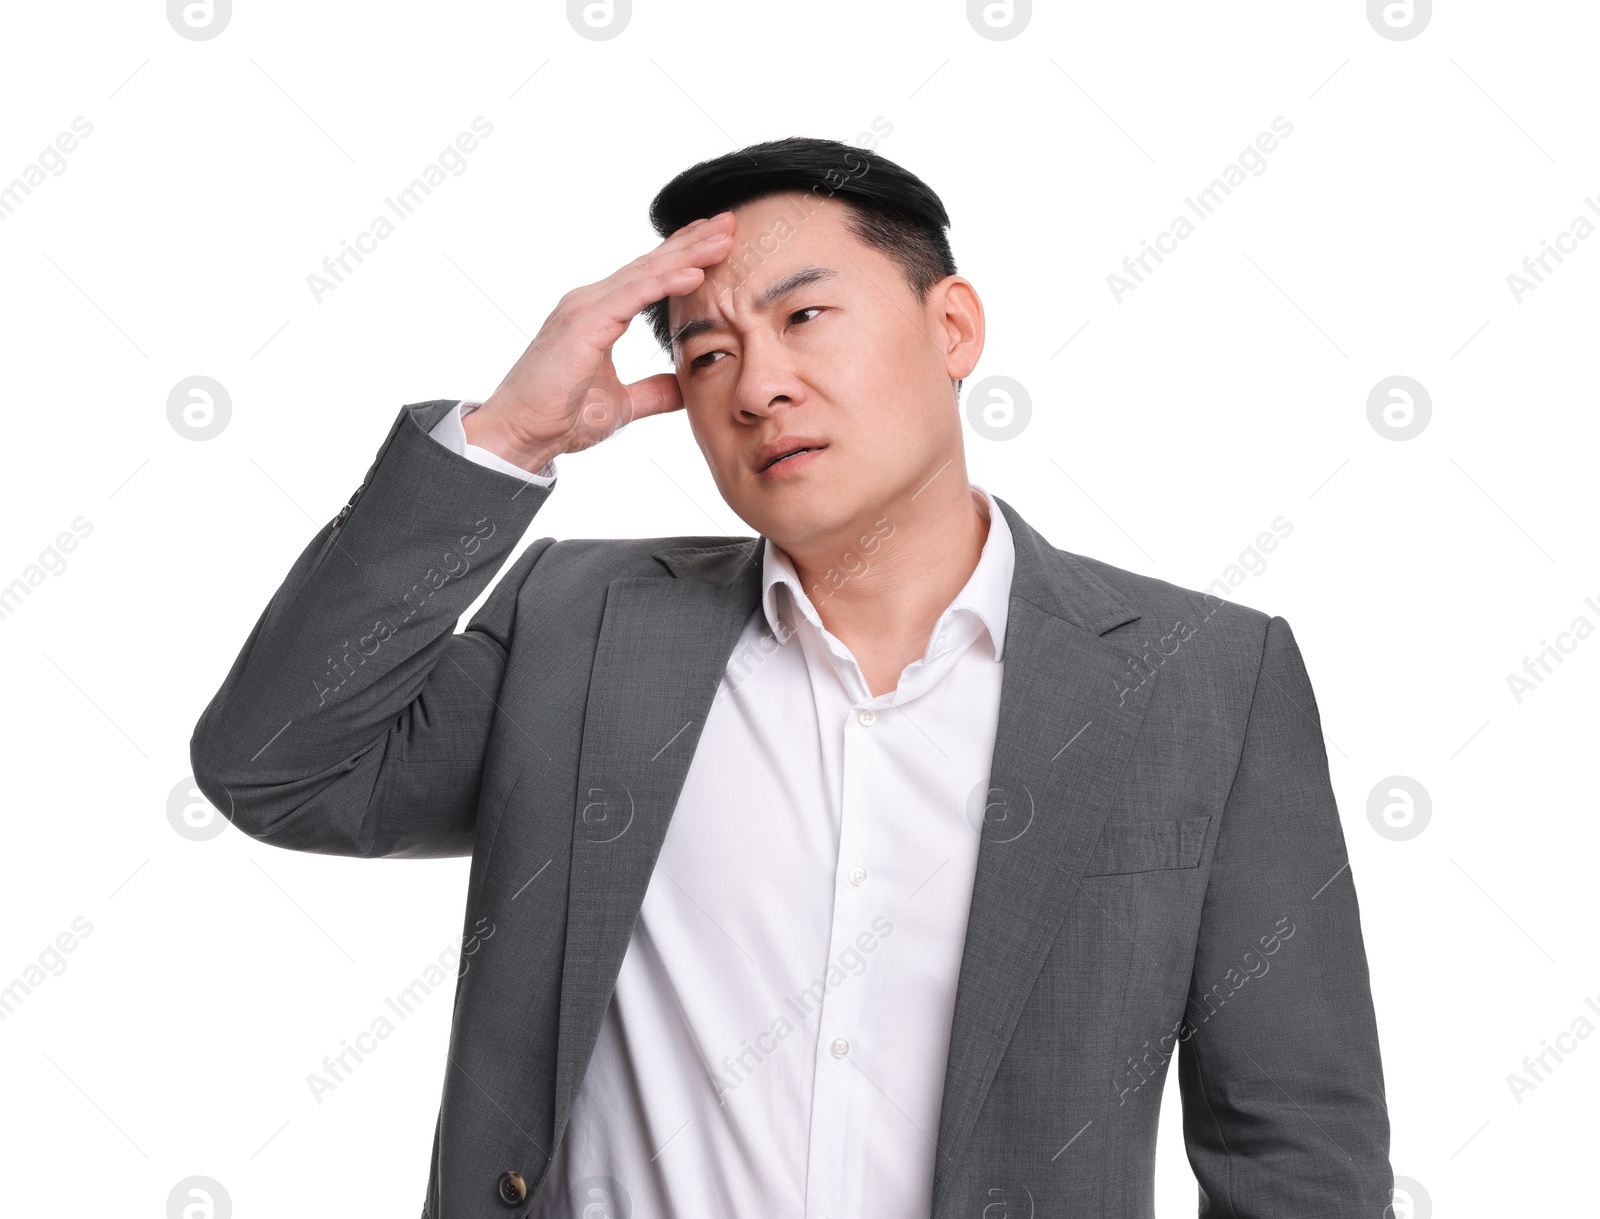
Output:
[331,457,378,531]
[331,482,365,530]
[497,1170,527,1205]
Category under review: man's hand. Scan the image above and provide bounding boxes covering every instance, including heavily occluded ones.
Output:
[464,210,736,471]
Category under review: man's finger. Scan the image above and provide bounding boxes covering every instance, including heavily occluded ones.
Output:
[595,227,731,304]
[624,372,686,422]
[663,210,734,251]
[590,262,712,333]
[593,214,734,296]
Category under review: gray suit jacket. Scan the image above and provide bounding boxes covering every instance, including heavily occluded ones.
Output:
[191,400,1391,1217]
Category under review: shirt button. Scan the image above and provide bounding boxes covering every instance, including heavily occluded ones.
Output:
[830,1037,850,1058]
[848,866,867,886]
[857,709,876,726]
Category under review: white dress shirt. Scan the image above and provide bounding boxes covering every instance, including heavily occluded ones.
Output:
[430,401,1014,1217]
[427,399,559,485]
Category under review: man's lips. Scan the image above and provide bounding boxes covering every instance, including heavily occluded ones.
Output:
[758,447,825,477]
[755,440,828,472]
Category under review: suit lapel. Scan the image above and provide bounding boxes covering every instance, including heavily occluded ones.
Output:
[930,498,1154,1211]
[551,539,763,1149]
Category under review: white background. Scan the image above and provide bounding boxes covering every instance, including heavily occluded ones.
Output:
[1,1,1594,1215]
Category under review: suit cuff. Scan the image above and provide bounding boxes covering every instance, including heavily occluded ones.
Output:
[427,400,558,486]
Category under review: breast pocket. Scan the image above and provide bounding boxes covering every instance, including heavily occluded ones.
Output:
[1080,815,1211,876]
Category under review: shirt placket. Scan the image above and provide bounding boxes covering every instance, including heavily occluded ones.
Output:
[797,611,893,1219]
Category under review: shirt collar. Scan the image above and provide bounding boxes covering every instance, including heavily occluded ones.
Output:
[758,484,1015,662]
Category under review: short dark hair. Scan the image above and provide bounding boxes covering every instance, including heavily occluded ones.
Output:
[642,136,959,359]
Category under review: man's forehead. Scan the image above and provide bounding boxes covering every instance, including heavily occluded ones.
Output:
[669,262,841,350]
[667,193,861,332]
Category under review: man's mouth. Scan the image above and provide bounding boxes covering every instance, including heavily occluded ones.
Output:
[762,446,823,471]
[756,438,829,473]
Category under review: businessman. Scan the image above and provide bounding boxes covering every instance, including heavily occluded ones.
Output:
[191,137,1391,1217]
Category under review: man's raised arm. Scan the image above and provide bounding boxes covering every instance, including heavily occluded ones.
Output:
[188,210,737,859]
[188,400,557,859]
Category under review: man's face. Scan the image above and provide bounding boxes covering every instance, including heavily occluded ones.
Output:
[668,192,981,554]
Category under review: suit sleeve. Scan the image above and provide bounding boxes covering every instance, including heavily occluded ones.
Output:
[429,397,560,485]
[1177,615,1392,1217]
[189,400,558,860]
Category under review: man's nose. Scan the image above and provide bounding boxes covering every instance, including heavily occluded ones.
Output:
[732,333,804,419]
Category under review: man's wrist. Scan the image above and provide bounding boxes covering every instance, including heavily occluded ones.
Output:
[462,402,564,474]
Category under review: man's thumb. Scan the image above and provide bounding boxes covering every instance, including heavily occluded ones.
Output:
[624,372,685,422]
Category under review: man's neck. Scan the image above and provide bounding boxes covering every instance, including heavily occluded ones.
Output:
[778,475,992,696]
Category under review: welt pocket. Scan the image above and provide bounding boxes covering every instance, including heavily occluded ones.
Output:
[1080,815,1211,876]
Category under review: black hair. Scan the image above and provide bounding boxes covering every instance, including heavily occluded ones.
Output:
[642,136,959,367]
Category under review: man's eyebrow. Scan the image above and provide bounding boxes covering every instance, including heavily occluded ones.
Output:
[670,265,838,353]
[754,265,837,310]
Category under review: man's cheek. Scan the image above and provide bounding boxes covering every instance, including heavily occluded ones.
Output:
[683,410,712,463]
[684,409,735,483]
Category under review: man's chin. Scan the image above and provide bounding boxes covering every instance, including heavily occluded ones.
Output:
[742,491,877,559]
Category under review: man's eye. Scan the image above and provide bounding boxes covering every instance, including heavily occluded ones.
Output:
[690,350,726,370]
[791,307,823,325]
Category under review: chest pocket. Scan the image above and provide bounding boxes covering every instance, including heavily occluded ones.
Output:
[1081,815,1211,876]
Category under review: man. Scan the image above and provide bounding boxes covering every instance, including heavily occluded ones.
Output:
[191,137,1391,1217]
